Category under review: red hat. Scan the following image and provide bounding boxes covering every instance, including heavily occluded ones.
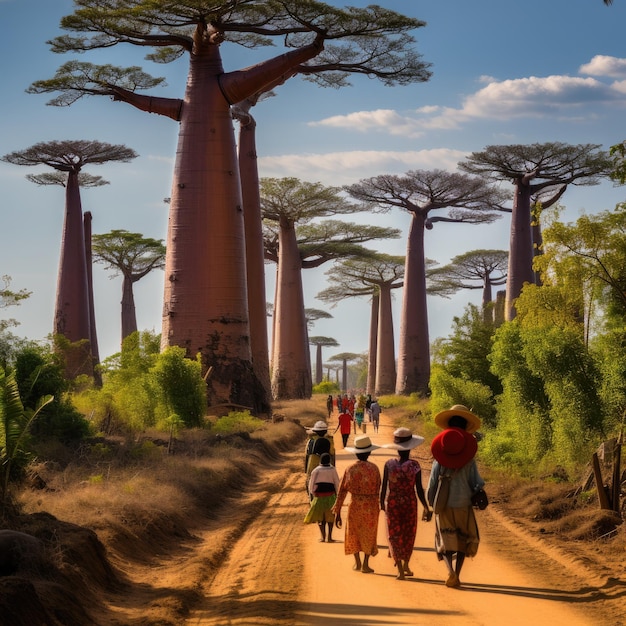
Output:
[431,427,478,469]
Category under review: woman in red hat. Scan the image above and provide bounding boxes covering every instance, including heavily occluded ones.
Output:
[427,405,485,588]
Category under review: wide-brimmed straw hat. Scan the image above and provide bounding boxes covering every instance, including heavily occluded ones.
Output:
[344,435,380,455]
[384,427,424,451]
[431,427,478,469]
[307,420,328,434]
[433,405,481,434]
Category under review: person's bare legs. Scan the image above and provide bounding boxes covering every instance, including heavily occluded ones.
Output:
[318,522,326,542]
[403,559,413,576]
[353,553,362,571]
[326,522,334,542]
[395,561,405,580]
[454,551,465,585]
[443,551,459,587]
[361,554,374,573]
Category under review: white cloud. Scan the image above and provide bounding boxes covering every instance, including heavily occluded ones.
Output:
[258,149,467,185]
[308,63,626,140]
[308,109,426,138]
[579,55,626,78]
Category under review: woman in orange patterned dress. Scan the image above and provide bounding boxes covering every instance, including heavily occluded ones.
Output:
[332,435,381,573]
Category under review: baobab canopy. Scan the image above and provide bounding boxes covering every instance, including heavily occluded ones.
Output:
[29,1,432,411]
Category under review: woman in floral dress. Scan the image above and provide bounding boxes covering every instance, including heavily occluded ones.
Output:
[332,435,381,573]
[381,427,432,580]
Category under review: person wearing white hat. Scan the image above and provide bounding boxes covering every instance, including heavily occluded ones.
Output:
[381,428,432,580]
[331,435,381,574]
[304,421,336,496]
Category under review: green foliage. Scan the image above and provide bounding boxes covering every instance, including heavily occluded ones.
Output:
[313,380,340,394]
[0,366,53,502]
[150,347,206,428]
[429,365,496,427]
[212,411,264,435]
[74,331,207,434]
[13,344,90,441]
[431,303,502,399]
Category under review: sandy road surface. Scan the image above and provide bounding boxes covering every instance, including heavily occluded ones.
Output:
[185,413,625,626]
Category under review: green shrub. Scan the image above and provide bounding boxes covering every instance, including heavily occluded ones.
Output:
[213,411,264,435]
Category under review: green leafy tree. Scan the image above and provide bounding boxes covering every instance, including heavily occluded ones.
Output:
[432,303,503,406]
[92,230,166,342]
[30,1,431,412]
[0,276,31,333]
[150,347,206,428]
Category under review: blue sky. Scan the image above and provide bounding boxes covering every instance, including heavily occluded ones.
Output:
[2,0,626,367]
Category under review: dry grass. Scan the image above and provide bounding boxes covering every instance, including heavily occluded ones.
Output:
[4,395,626,624]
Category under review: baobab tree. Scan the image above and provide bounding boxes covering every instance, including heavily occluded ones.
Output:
[318,254,405,396]
[262,177,400,400]
[1,140,137,379]
[92,230,166,343]
[459,143,611,322]
[428,249,508,322]
[346,170,507,396]
[30,1,431,412]
[329,352,362,393]
[309,337,339,385]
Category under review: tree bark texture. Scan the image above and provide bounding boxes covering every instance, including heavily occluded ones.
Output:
[270,215,312,400]
[55,171,93,379]
[160,38,319,411]
[395,213,430,395]
[84,212,101,386]
[238,115,271,397]
[366,293,379,395]
[375,283,396,395]
[505,182,534,321]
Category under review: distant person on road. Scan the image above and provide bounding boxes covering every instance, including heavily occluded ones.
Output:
[305,421,336,495]
[427,405,484,589]
[332,435,381,574]
[304,453,340,542]
[381,427,432,580]
[334,409,354,448]
[326,394,334,420]
[368,399,381,433]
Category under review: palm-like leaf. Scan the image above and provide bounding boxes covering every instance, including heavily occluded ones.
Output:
[0,368,53,502]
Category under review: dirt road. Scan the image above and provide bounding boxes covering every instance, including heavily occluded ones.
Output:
[185,414,624,626]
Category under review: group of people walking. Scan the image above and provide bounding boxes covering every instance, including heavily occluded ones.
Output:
[326,393,382,445]
[304,404,485,588]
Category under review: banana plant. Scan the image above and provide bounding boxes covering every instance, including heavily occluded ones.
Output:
[0,367,53,504]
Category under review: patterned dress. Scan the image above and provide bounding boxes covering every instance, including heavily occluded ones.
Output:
[382,458,421,563]
[334,460,381,556]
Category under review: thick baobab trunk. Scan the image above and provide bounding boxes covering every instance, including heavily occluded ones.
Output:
[161,46,264,410]
[271,216,311,399]
[84,212,101,386]
[482,279,493,324]
[315,344,323,384]
[366,293,379,395]
[160,37,321,412]
[238,114,271,397]
[505,182,534,321]
[55,171,93,379]
[121,274,138,341]
[375,283,396,395]
[396,213,429,396]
